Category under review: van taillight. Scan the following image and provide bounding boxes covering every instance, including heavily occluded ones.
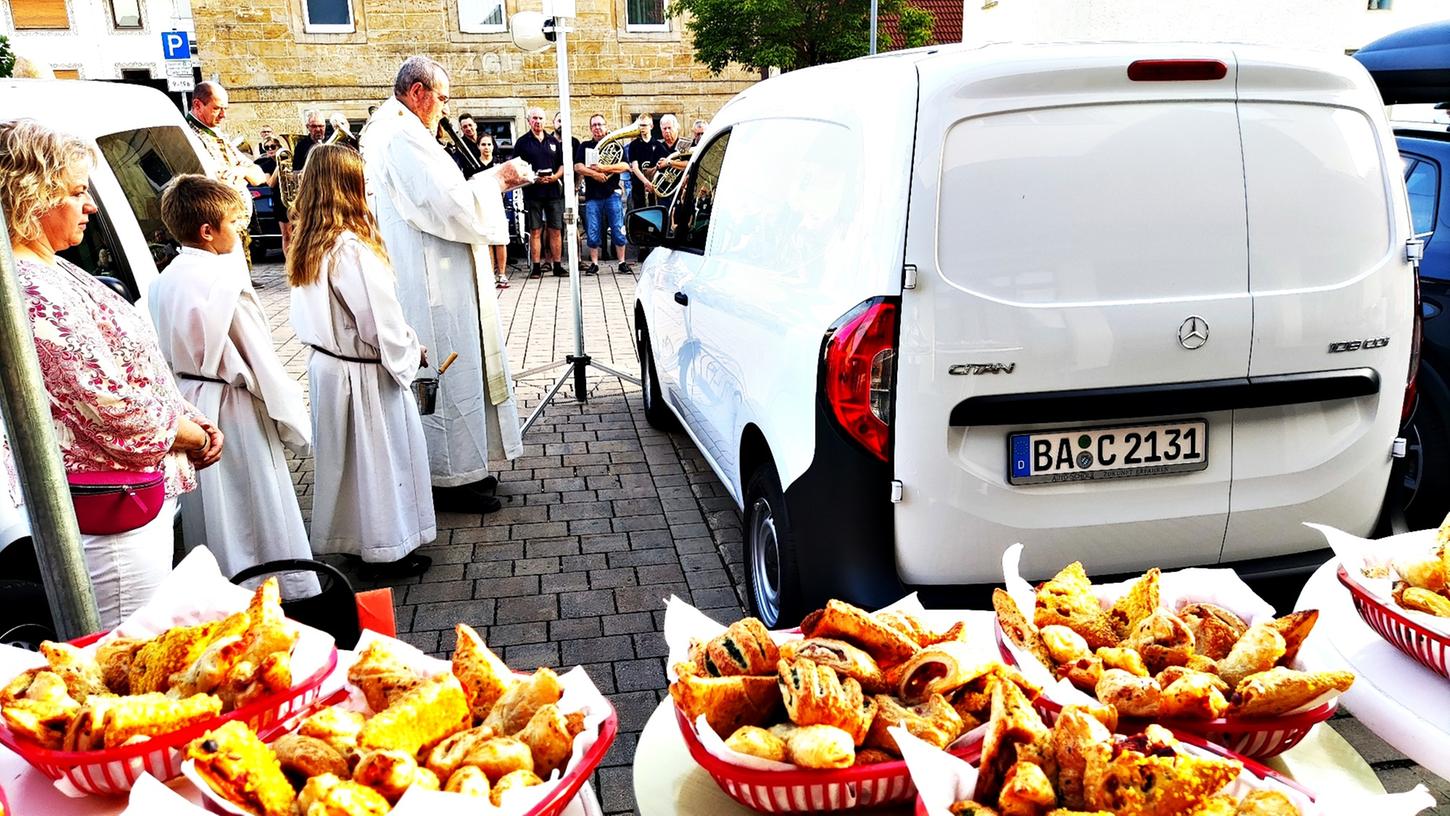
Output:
[822,298,898,462]
[1127,59,1228,82]
[1404,274,1422,425]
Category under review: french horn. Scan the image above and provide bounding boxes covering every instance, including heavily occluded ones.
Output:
[274,136,301,211]
[593,123,643,167]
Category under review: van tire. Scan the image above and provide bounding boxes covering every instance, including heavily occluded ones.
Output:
[1403,398,1450,531]
[744,464,804,629]
[637,325,679,431]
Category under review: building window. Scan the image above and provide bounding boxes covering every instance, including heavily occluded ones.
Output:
[11,0,70,29]
[1367,0,1391,8]
[302,0,354,33]
[459,0,505,32]
[625,0,667,31]
[108,0,142,27]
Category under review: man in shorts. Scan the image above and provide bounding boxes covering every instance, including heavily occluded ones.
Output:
[513,106,565,277]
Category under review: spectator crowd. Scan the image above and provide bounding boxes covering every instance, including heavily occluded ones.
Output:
[0,53,705,628]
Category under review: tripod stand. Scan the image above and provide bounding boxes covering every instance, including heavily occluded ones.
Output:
[512,10,639,436]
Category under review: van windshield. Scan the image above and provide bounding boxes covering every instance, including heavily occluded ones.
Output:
[95,125,205,273]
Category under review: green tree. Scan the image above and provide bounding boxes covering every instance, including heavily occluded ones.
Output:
[0,35,15,79]
[671,0,935,75]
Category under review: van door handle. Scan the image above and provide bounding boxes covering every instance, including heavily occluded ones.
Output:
[674,292,689,306]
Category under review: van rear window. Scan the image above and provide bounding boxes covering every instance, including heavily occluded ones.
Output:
[935,102,1248,304]
[96,125,206,273]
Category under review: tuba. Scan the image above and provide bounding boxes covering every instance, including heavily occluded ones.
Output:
[325,113,357,149]
[652,146,692,199]
[274,136,302,210]
[593,123,643,167]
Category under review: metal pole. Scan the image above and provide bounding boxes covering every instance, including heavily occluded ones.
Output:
[869,0,879,55]
[0,200,100,639]
[553,17,589,403]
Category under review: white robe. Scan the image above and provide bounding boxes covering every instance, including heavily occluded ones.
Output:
[290,232,437,562]
[360,97,523,488]
[147,247,318,597]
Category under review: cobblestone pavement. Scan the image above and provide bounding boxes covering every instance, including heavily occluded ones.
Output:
[248,256,1446,815]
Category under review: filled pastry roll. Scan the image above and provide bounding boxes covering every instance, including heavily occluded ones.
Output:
[780,637,886,693]
[700,618,780,676]
[777,657,876,745]
[1226,667,1353,718]
[670,662,782,736]
[799,599,919,665]
[896,641,995,703]
[866,692,965,754]
[785,724,855,769]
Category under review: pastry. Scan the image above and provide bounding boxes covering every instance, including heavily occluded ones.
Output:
[518,703,574,778]
[702,618,780,676]
[102,691,223,748]
[489,768,544,807]
[799,599,918,665]
[1040,625,1092,665]
[426,724,497,780]
[1107,568,1160,640]
[725,725,787,761]
[297,773,390,816]
[129,620,222,695]
[1158,672,1229,720]
[1226,667,1353,718]
[999,759,1057,816]
[1094,669,1162,719]
[784,723,855,769]
[299,706,368,761]
[444,765,490,798]
[186,720,296,816]
[358,674,471,756]
[670,661,782,735]
[1395,583,1450,617]
[874,610,967,648]
[780,637,886,693]
[973,675,1050,807]
[462,735,535,779]
[866,692,965,754]
[484,666,564,735]
[1121,611,1195,675]
[353,748,424,803]
[1062,655,1104,693]
[1032,562,1117,650]
[273,733,349,783]
[347,640,423,713]
[38,641,107,702]
[776,657,876,745]
[1177,603,1248,662]
[1267,610,1318,664]
[1095,646,1149,678]
[1050,705,1113,810]
[993,589,1055,672]
[452,623,516,721]
[897,641,995,703]
[1156,666,1228,694]
[1082,725,1242,816]
[853,747,898,765]
[1234,790,1302,816]
[1215,624,1286,690]
[2,671,79,750]
[95,637,145,694]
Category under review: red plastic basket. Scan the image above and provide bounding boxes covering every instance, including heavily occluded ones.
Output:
[908,730,1314,815]
[0,781,8,815]
[993,623,1335,759]
[0,631,338,796]
[674,703,980,812]
[1337,565,1450,681]
[191,683,618,816]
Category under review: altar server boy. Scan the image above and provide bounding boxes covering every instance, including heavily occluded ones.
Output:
[150,175,318,596]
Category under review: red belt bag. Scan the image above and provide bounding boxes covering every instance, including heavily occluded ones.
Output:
[67,471,166,535]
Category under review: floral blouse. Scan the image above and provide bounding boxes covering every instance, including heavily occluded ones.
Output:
[16,257,199,498]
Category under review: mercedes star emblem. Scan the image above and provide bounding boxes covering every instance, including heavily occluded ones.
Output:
[1178,316,1209,350]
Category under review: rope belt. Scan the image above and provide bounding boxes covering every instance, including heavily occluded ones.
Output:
[309,344,381,364]
[176,372,228,385]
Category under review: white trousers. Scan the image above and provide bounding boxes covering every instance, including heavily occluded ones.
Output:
[80,497,176,630]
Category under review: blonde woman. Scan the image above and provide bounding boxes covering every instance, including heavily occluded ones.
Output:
[0,118,223,627]
[287,145,436,579]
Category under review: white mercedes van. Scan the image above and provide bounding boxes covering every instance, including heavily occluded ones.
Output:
[630,43,1420,627]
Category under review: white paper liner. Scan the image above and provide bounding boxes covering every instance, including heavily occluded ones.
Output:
[181,628,613,816]
[0,548,337,797]
[662,593,989,772]
[1306,523,1450,638]
[1000,543,1340,717]
[122,772,206,814]
[894,726,1436,816]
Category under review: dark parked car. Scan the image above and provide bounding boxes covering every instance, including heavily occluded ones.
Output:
[1394,127,1450,530]
[248,183,283,263]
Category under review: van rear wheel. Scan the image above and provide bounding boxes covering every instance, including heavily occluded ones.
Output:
[745,464,803,629]
[637,324,678,430]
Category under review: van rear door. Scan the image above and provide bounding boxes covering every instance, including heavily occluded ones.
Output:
[1221,51,1412,560]
[893,45,1251,584]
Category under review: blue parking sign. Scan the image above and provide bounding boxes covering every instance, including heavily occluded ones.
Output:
[161,31,190,61]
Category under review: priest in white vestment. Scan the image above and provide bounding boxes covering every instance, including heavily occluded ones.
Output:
[360,55,522,514]
[148,176,317,597]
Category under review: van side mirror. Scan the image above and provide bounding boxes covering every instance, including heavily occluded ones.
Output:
[94,275,138,303]
[628,206,668,248]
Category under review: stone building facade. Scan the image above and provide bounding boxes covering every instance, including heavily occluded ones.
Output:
[188,0,758,148]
